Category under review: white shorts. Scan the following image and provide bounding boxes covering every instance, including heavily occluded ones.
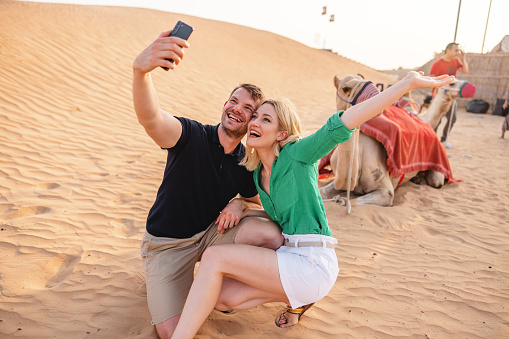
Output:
[276,233,339,308]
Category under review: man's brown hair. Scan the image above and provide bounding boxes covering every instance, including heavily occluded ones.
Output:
[445,42,458,52]
[229,84,265,105]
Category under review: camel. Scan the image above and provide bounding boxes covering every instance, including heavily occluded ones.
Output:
[319,74,467,208]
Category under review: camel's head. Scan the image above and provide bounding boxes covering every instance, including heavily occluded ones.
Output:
[334,74,365,111]
[435,79,472,101]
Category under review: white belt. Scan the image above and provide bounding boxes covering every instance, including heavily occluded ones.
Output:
[284,240,336,248]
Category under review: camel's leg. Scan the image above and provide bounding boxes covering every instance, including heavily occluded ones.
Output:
[325,186,394,207]
[425,170,445,188]
[319,180,341,200]
[350,187,394,206]
[321,134,395,208]
[352,136,395,207]
[324,174,395,207]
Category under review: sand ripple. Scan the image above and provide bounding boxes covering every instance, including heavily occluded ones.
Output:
[1,1,508,338]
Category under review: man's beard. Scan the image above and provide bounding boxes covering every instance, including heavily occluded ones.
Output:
[221,123,247,139]
[222,110,248,139]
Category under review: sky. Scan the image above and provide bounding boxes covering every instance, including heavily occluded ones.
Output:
[22,0,508,70]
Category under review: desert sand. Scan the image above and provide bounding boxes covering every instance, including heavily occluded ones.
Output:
[1,1,508,338]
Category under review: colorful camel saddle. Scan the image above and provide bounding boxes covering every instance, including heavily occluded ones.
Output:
[360,105,459,182]
[319,82,460,184]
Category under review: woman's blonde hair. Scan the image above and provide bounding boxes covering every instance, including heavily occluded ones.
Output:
[242,98,302,171]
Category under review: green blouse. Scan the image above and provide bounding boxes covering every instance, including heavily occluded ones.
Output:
[254,111,354,236]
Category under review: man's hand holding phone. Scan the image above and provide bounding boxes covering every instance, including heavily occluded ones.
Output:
[161,21,193,71]
[133,21,193,74]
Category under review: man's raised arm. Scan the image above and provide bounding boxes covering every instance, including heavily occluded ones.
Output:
[458,49,469,74]
[132,31,190,148]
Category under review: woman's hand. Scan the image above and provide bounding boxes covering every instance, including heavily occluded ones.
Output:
[403,71,455,91]
[341,71,455,130]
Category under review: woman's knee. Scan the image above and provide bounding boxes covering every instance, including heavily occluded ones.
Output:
[200,245,235,271]
[201,245,222,263]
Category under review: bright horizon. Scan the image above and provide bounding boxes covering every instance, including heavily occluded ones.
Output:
[21,0,508,70]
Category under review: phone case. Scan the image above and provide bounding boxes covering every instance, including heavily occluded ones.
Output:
[162,21,194,71]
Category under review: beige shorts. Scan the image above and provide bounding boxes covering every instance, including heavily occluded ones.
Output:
[140,219,246,325]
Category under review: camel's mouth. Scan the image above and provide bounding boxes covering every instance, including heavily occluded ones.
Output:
[439,87,460,98]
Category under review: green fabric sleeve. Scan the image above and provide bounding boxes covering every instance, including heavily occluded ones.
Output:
[287,110,355,164]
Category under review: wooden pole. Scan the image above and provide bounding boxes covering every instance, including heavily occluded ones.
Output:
[454,0,462,42]
[481,0,492,53]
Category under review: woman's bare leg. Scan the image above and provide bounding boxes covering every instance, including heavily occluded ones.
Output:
[216,277,286,311]
[171,244,288,338]
[216,277,305,328]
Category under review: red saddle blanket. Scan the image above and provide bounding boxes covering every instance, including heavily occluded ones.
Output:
[359,105,459,182]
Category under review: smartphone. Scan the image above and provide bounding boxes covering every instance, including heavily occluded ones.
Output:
[161,21,194,71]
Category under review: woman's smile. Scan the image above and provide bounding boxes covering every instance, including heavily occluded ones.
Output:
[246,103,280,148]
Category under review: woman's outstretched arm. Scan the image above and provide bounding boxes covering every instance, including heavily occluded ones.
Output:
[340,71,455,130]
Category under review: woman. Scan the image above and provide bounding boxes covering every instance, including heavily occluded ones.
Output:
[171,72,455,338]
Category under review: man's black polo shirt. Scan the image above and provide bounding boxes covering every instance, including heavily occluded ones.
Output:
[146,117,257,239]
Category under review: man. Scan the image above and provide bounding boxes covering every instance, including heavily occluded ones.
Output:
[430,42,469,148]
[132,30,283,338]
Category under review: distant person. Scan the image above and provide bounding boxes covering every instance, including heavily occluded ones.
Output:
[501,88,509,139]
[132,31,284,338]
[430,42,469,148]
[171,71,455,338]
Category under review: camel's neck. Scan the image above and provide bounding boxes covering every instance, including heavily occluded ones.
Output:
[420,93,454,129]
[332,129,360,191]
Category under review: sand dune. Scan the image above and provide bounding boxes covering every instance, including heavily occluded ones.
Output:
[1,1,508,338]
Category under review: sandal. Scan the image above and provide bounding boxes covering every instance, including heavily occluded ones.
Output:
[217,309,236,315]
[275,303,314,328]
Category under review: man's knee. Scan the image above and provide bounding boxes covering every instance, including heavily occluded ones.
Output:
[235,217,283,250]
[155,314,180,339]
[264,231,284,250]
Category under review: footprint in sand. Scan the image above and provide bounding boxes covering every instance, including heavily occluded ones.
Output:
[110,218,139,238]
[35,183,64,201]
[211,319,244,336]
[0,203,14,214]
[3,205,51,220]
[36,183,61,190]
[45,249,83,288]
[424,227,497,255]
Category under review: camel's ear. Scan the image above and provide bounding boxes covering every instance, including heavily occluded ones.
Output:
[357,73,365,79]
[334,75,341,90]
